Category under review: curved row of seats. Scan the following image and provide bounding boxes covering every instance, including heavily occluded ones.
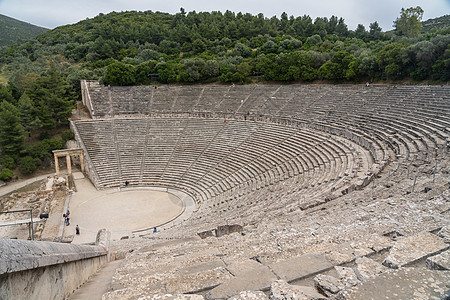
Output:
[84,83,449,160]
[77,82,449,214]
[73,117,368,207]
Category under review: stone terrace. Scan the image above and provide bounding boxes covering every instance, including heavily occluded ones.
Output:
[74,82,449,299]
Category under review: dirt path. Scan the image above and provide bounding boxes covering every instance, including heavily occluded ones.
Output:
[0,173,54,197]
[40,189,66,240]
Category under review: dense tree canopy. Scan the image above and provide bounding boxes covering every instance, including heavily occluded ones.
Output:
[394,6,424,37]
[0,7,448,89]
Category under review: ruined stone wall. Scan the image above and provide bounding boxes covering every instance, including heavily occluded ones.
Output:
[0,239,107,299]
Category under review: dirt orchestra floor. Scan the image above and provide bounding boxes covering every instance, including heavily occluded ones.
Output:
[66,173,183,244]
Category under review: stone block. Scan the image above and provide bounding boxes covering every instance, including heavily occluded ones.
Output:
[61,235,74,243]
[314,274,344,296]
[198,230,215,239]
[382,231,449,269]
[334,266,360,287]
[0,239,106,275]
[354,257,389,282]
[166,266,232,295]
[270,280,326,300]
[337,268,450,300]
[324,242,373,265]
[356,234,392,252]
[229,291,268,300]
[96,228,110,250]
[269,253,333,282]
[426,250,450,270]
[227,260,264,277]
[206,261,276,300]
[437,225,450,243]
[216,225,243,237]
[178,260,226,275]
[151,294,204,300]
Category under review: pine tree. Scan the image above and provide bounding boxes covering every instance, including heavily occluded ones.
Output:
[26,66,76,128]
[0,100,25,157]
[18,93,41,135]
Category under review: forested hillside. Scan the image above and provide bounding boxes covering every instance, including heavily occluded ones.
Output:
[0,14,48,47]
[1,8,449,88]
[422,15,450,33]
[0,8,448,179]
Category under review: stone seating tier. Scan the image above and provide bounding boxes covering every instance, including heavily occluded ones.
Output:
[76,82,449,217]
[73,117,369,206]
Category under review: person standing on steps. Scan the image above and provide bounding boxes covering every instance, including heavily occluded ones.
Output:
[76,225,80,235]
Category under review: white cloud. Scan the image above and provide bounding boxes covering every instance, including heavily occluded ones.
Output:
[0,0,448,30]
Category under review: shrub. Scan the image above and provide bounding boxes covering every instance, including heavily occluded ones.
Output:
[39,131,50,140]
[0,155,16,169]
[61,129,75,144]
[43,138,64,151]
[19,156,40,175]
[27,142,51,161]
[0,168,14,181]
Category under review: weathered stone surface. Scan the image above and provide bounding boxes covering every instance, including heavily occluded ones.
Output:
[270,280,326,300]
[150,294,205,300]
[165,266,232,294]
[198,230,215,239]
[0,239,106,275]
[354,234,392,252]
[178,260,226,275]
[354,257,389,282]
[314,274,344,296]
[382,231,449,269]
[437,225,450,243]
[228,291,268,300]
[61,235,74,243]
[337,268,450,300]
[324,242,373,265]
[269,253,333,282]
[0,243,106,300]
[334,267,360,287]
[104,292,204,300]
[226,260,263,277]
[206,261,277,300]
[96,229,110,250]
[426,250,450,270]
[216,225,243,237]
[197,225,243,239]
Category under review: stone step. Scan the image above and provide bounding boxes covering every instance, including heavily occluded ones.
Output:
[206,260,276,299]
[382,231,449,269]
[70,260,122,300]
[338,268,450,299]
[269,253,334,282]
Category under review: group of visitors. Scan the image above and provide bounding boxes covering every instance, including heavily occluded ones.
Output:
[63,210,70,226]
[63,209,80,235]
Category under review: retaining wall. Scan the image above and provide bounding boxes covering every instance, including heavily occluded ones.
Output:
[0,239,107,300]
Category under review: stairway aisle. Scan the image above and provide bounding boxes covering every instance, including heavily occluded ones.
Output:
[70,260,122,300]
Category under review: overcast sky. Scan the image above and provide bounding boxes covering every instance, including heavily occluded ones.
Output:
[1,0,449,31]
